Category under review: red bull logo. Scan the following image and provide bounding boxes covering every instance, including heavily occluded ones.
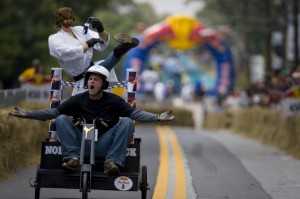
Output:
[50,90,61,108]
[127,69,137,81]
[52,73,59,79]
[119,176,128,181]
[127,95,135,102]
[51,68,62,81]
[50,90,61,102]
[114,176,133,190]
[50,94,58,102]
[129,77,136,83]
[127,92,136,107]
[51,68,62,89]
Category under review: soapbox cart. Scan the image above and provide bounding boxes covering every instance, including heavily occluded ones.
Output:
[30,119,149,199]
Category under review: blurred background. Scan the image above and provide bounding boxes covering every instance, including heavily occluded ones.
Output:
[0,0,299,113]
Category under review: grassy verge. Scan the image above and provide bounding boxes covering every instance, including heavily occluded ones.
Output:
[203,108,300,159]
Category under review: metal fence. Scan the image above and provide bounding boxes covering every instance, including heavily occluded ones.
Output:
[0,84,73,108]
[0,88,26,108]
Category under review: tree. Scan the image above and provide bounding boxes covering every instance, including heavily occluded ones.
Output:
[0,0,66,88]
[197,0,295,85]
[0,0,146,88]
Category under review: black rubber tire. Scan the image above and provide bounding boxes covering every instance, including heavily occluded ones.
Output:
[82,172,88,199]
[35,188,40,199]
[34,165,40,199]
[141,166,148,199]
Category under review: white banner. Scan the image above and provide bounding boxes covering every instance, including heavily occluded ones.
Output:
[281,98,300,117]
[21,83,51,102]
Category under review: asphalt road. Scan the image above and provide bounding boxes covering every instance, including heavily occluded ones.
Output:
[0,125,299,199]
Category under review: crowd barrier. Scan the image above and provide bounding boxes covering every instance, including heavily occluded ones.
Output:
[0,88,26,108]
[0,84,53,108]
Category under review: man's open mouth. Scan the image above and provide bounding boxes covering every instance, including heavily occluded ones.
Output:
[90,85,95,91]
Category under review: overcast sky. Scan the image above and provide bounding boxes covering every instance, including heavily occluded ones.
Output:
[133,0,205,16]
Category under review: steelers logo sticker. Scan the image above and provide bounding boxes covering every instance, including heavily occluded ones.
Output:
[114,176,133,191]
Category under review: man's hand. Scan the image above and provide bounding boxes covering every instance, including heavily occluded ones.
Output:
[86,38,102,47]
[157,110,175,121]
[9,107,29,118]
[91,18,104,33]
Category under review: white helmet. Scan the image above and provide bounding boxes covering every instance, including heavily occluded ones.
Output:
[85,65,110,89]
[86,65,110,80]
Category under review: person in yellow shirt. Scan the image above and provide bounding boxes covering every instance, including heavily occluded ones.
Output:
[18,58,45,85]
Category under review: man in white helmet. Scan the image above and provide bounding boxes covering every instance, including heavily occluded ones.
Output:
[9,65,175,175]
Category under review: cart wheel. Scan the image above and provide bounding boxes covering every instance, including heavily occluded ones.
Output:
[35,188,40,199]
[82,173,89,199]
[33,166,40,199]
[140,166,148,199]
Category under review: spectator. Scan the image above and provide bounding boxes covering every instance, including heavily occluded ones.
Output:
[18,58,48,86]
[292,66,300,85]
[140,66,160,102]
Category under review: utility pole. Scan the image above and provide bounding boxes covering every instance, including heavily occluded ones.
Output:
[264,0,273,73]
[281,0,288,70]
[292,0,299,72]
[242,0,250,84]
